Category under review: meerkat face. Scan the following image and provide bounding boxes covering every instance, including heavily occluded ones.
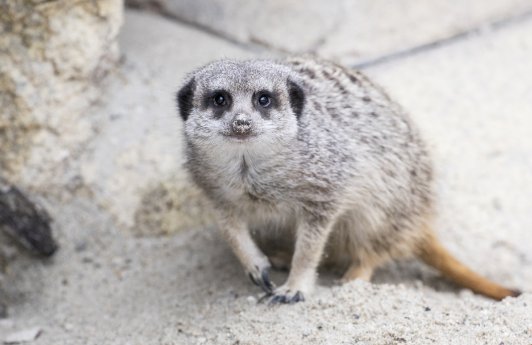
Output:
[177,60,305,153]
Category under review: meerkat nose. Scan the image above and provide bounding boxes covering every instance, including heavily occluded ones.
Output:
[231,115,252,134]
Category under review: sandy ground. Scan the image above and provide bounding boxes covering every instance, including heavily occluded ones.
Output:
[1,9,531,345]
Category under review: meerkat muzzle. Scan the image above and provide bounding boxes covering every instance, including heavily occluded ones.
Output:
[231,115,253,136]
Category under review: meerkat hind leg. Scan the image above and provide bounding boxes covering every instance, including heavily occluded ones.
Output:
[268,251,292,271]
[341,263,375,282]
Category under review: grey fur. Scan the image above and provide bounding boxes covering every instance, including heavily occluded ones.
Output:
[177,56,434,304]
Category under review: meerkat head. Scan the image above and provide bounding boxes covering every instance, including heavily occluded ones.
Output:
[177,59,305,154]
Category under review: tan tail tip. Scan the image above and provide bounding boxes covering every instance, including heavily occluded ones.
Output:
[510,289,522,298]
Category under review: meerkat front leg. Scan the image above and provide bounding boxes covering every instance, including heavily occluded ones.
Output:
[268,216,334,304]
[217,212,274,294]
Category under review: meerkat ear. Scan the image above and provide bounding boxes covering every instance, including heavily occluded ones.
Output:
[176,78,196,121]
[287,79,305,118]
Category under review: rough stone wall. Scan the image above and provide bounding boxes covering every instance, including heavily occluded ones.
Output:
[0,0,123,190]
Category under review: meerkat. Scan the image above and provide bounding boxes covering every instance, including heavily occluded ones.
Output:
[176,56,520,304]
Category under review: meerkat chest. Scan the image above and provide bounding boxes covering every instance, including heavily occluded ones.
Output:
[214,154,287,206]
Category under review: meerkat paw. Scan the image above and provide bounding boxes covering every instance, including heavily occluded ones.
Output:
[247,262,275,294]
[266,284,306,305]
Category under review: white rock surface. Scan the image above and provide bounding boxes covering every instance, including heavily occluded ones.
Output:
[128,0,343,53]
[127,0,532,64]
[319,0,532,65]
[4,327,41,344]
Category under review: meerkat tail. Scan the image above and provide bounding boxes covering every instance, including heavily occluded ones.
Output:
[418,234,521,301]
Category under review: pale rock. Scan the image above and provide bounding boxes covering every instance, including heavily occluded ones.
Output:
[0,0,123,193]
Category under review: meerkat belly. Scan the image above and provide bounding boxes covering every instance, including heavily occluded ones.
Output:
[222,175,298,257]
[323,203,428,269]
[235,191,297,258]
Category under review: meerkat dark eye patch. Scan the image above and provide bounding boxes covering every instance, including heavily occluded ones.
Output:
[258,94,270,107]
[287,79,305,119]
[176,78,196,121]
[203,90,232,118]
[204,90,231,108]
[256,91,272,108]
[254,90,276,108]
[213,92,227,107]
[253,90,278,119]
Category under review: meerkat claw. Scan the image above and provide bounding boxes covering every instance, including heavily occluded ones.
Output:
[248,267,275,294]
[248,273,259,286]
[261,269,275,293]
[268,294,288,305]
[268,290,305,305]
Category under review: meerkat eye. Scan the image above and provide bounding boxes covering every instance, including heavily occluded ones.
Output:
[213,93,226,106]
[258,94,271,108]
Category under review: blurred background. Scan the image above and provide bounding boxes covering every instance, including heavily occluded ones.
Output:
[1,1,531,344]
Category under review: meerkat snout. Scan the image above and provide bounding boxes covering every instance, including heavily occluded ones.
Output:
[231,115,253,136]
